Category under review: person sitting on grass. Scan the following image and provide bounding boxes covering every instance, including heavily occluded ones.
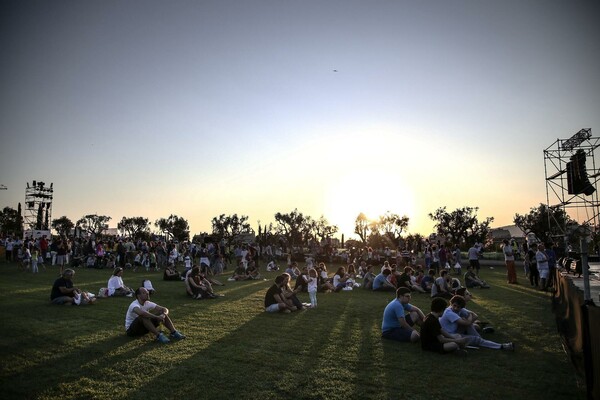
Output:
[440,295,513,351]
[200,262,225,286]
[186,266,222,299]
[463,265,490,289]
[280,272,305,310]
[264,274,298,313]
[373,268,397,292]
[455,287,494,334]
[285,261,301,280]
[245,260,261,280]
[317,263,335,292]
[125,287,186,344]
[420,269,435,292]
[50,269,96,305]
[107,267,135,297]
[362,264,376,290]
[231,261,253,281]
[421,297,468,356]
[294,266,309,292]
[397,267,426,293]
[431,270,453,299]
[332,266,351,292]
[163,263,181,281]
[381,287,425,343]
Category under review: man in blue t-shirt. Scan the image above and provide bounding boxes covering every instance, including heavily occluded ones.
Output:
[381,287,425,343]
[372,269,396,291]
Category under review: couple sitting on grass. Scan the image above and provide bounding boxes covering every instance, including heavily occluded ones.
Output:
[381,287,514,355]
[264,272,306,313]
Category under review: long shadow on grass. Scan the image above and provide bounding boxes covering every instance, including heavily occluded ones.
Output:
[0,332,163,399]
[113,291,399,400]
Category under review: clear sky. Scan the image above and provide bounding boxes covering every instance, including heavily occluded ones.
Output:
[1,0,599,239]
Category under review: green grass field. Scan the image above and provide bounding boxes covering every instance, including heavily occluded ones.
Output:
[0,260,586,400]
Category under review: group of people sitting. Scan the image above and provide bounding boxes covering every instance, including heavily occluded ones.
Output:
[364,261,491,295]
[382,287,513,355]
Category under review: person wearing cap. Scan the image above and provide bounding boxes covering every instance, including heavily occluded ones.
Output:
[125,287,186,344]
[107,267,134,297]
[50,269,95,305]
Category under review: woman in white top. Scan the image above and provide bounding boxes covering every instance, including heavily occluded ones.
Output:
[108,267,134,297]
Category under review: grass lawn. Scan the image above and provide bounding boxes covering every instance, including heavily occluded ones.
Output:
[0,260,586,400]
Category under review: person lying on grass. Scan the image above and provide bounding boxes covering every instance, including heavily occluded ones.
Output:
[125,287,186,344]
[50,268,96,305]
[264,274,298,313]
[421,297,468,356]
[439,295,513,351]
[381,287,425,343]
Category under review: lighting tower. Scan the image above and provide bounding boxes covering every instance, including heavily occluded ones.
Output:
[24,180,54,230]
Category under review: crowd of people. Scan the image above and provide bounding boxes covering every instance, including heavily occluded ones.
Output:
[2,234,557,349]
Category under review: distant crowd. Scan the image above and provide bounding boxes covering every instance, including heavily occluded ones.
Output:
[1,234,557,352]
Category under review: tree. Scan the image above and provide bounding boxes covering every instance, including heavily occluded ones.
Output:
[117,216,150,239]
[274,209,310,249]
[52,216,74,237]
[405,233,425,253]
[155,214,190,242]
[513,203,573,244]
[310,215,339,243]
[429,206,494,245]
[373,212,409,246]
[211,214,253,241]
[76,214,112,238]
[354,213,373,244]
[0,206,22,236]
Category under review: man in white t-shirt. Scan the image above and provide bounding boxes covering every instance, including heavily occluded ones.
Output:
[125,287,186,344]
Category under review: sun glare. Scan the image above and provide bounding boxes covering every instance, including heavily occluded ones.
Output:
[324,169,415,238]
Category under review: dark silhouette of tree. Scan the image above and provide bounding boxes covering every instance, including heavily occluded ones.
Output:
[354,213,372,244]
[513,203,573,244]
[309,215,338,243]
[155,214,189,242]
[274,209,310,249]
[0,206,22,236]
[118,216,151,239]
[76,214,112,238]
[210,214,253,242]
[374,212,409,247]
[52,216,74,237]
[429,206,494,245]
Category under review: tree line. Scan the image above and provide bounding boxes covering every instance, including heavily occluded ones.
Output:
[0,202,591,250]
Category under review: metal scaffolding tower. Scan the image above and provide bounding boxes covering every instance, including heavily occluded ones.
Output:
[544,129,600,238]
[24,180,54,231]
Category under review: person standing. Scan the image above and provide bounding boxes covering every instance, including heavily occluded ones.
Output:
[528,244,540,288]
[467,244,481,275]
[503,239,518,284]
[536,243,550,291]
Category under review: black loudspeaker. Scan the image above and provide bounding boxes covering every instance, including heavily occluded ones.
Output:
[567,150,595,195]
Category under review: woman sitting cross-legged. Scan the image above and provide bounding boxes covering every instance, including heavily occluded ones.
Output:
[186,266,223,299]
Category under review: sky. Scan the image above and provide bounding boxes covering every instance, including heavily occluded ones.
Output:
[1,0,599,240]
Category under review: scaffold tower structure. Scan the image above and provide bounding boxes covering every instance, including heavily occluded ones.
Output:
[24,180,54,231]
[544,128,600,240]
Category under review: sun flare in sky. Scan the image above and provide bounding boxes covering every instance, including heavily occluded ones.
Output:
[324,167,416,238]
